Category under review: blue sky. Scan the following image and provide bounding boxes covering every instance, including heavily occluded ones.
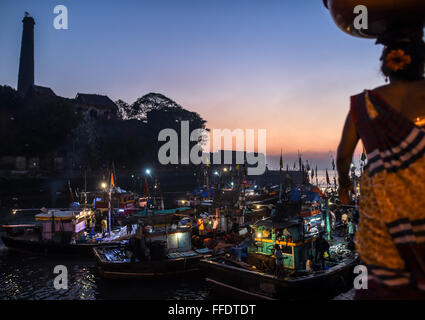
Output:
[0,0,388,169]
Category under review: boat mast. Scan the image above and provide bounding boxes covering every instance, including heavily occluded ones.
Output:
[279,149,283,204]
[108,171,114,236]
[84,169,87,209]
[68,180,74,203]
[325,195,331,241]
[241,163,246,225]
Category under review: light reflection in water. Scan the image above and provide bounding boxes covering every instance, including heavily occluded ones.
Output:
[0,209,209,300]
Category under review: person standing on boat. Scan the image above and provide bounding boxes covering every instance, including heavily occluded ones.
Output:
[127,229,146,263]
[306,255,314,272]
[337,26,425,299]
[128,235,138,263]
[126,219,133,235]
[198,218,205,236]
[232,217,239,234]
[88,215,94,234]
[94,210,101,232]
[341,212,348,238]
[101,217,108,236]
[274,244,283,278]
[212,217,219,232]
[347,218,354,242]
[315,232,330,269]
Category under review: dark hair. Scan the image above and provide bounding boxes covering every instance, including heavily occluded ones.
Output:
[377,25,425,81]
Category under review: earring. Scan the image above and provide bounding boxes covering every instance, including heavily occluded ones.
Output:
[385,76,389,83]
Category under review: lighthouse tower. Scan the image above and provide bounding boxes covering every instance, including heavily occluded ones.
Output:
[17,12,35,95]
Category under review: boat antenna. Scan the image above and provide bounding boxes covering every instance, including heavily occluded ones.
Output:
[68,180,74,203]
[108,170,115,237]
[279,148,283,204]
[84,169,87,208]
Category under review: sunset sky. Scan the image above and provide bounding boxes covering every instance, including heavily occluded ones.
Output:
[0,0,385,169]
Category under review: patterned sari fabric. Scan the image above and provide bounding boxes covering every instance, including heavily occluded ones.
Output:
[351,90,425,299]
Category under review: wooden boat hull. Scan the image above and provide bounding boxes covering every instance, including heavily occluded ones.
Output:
[93,246,205,280]
[205,278,276,300]
[96,265,200,280]
[200,255,358,300]
[1,235,117,257]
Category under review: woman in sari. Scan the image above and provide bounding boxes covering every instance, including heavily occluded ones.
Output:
[337,25,425,299]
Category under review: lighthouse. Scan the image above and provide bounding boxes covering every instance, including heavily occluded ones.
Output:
[17,12,35,95]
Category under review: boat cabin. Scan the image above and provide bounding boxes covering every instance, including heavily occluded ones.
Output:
[248,218,317,270]
[93,190,136,215]
[300,202,321,218]
[35,209,94,242]
[144,225,192,253]
[138,197,148,208]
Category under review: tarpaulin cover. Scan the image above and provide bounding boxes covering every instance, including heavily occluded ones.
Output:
[193,187,214,197]
[289,188,321,203]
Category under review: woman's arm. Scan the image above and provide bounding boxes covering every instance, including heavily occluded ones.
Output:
[337,112,359,204]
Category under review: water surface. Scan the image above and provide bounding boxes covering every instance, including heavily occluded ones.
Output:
[0,209,209,300]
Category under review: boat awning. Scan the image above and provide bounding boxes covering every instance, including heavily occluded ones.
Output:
[1,224,36,228]
[252,218,299,229]
[35,210,84,221]
[153,207,191,215]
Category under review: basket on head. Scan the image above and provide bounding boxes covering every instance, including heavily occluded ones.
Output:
[323,0,425,39]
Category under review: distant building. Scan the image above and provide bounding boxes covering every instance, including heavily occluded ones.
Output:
[29,85,56,97]
[74,93,118,119]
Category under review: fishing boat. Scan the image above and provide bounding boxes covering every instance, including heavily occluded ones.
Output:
[93,225,215,279]
[202,252,357,300]
[245,185,280,205]
[1,208,121,256]
[200,201,358,300]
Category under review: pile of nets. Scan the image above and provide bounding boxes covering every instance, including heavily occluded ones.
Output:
[329,242,353,259]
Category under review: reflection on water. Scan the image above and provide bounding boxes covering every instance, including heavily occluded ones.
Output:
[0,209,209,300]
[0,240,209,300]
[0,250,209,300]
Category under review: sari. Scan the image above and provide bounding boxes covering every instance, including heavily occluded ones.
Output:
[350,90,425,299]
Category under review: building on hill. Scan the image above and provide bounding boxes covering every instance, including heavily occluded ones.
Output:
[74,93,118,120]
[29,85,56,97]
